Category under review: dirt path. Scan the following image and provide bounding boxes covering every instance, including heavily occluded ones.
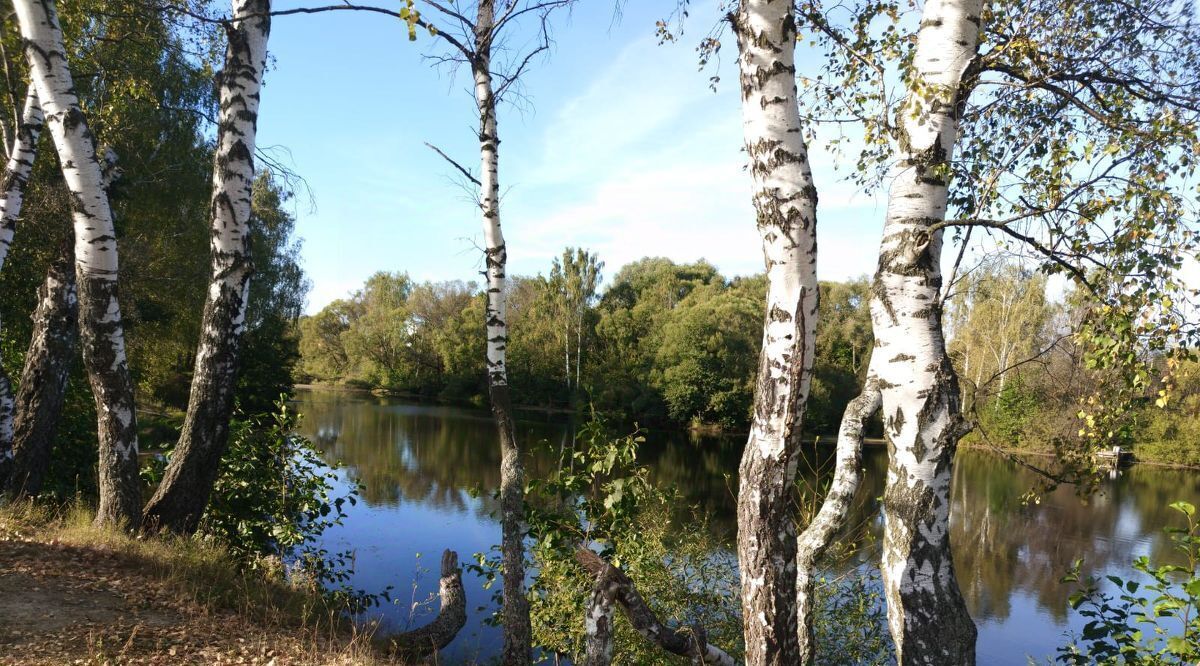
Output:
[0,536,370,665]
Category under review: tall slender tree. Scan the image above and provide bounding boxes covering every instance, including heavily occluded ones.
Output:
[142,0,272,534]
[728,1,820,662]
[0,85,42,483]
[14,0,140,527]
[408,2,571,660]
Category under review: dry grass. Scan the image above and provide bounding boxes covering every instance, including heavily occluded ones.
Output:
[0,501,406,665]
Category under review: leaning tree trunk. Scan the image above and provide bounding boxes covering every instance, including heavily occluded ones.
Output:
[871,0,982,662]
[141,0,270,535]
[2,239,78,499]
[795,373,880,664]
[472,4,530,661]
[15,0,140,527]
[730,1,820,663]
[576,548,737,666]
[0,85,44,484]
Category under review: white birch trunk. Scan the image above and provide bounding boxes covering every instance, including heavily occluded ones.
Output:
[732,0,820,662]
[15,0,140,527]
[142,0,270,535]
[472,3,530,661]
[871,0,983,662]
[0,85,42,273]
[0,85,43,482]
[795,373,881,664]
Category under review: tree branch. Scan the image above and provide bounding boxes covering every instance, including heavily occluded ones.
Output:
[424,141,481,187]
[385,549,467,655]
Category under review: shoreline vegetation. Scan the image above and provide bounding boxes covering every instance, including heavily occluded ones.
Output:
[292,383,1200,472]
[298,261,1200,473]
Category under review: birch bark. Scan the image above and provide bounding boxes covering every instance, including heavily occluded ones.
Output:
[0,85,42,482]
[731,0,819,663]
[141,0,270,535]
[15,0,140,527]
[471,2,530,661]
[870,0,983,661]
[795,373,880,663]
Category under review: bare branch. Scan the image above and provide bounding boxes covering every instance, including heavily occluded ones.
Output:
[424,141,481,187]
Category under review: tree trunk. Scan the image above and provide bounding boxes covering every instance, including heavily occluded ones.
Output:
[582,563,617,666]
[871,0,982,662]
[0,85,43,485]
[796,373,881,664]
[141,0,270,535]
[731,1,820,663]
[3,240,78,499]
[472,4,530,661]
[15,0,140,528]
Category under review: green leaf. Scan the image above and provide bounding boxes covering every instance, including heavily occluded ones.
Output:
[1172,501,1196,517]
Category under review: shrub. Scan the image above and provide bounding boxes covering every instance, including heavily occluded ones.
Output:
[1057,500,1200,664]
[144,398,381,609]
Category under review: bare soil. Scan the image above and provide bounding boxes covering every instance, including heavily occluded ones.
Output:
[0,536,372,665]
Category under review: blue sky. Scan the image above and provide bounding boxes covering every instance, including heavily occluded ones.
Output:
[259,1,887,312]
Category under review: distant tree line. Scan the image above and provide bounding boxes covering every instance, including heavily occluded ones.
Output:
[296,250,875,434]
[300,253,1200,469]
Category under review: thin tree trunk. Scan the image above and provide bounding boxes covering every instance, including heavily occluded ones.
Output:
[3,239,77,499]
[0,85,43,484]
[15,0,139,527]
[871,0,982,662]
[141,0,270,535]
[472,3,530,661]
[796,374,881,664]
[731,1,820,663]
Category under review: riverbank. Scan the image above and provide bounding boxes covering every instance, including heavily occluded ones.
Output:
[297,385,1200,470]
[0,503,399,665]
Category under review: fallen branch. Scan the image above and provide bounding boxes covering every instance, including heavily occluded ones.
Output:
[385,549,467,656]
[575,548,737,666]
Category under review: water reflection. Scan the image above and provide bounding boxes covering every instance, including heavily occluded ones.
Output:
[293,389,1200,664]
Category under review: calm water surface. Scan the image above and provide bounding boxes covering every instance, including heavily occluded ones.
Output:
[293,389,1200,664]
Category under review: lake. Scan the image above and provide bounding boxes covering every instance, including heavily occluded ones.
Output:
[292,388,1200,664]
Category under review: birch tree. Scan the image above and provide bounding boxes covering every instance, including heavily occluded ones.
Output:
[866,3,984,658]
[0,85,43,483]
[728,1,819,662]
[14,0,140,527]
[793,0,1200,660]
[411,2,572,661]
[2,148,121,501]
[141,0,271,534]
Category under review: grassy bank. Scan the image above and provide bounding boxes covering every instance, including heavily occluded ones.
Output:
[0,502,399,665]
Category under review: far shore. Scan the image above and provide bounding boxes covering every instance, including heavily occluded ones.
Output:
[291,384,1200,472]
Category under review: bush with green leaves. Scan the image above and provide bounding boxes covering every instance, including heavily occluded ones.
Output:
[520,417,891,665]
[1057,500,1200,664]
[144,398,380,608]
[523,418,744,664]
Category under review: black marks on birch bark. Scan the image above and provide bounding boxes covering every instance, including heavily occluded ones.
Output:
[141,0,269,535]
